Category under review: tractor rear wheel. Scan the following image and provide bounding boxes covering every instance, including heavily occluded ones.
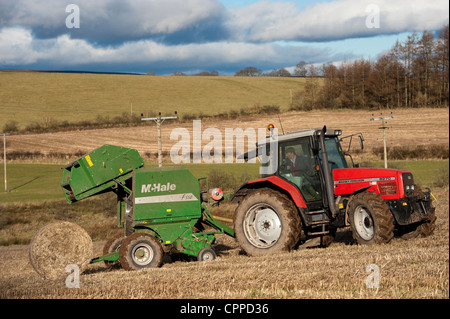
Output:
[348,192,394,245]
[119,233,163,270]
[234,189,301,257]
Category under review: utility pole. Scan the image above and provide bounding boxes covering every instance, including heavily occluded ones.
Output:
[370,113,393,168]
[1,133,10,192]
[141,112,178,168]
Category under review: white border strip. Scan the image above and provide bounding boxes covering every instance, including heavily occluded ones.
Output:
[135,193,198,204]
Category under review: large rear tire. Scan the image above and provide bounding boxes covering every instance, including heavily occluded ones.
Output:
[348,192,394,245]
[234,189,301,257]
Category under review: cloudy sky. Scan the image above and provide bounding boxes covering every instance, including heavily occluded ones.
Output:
[0,0,448,74]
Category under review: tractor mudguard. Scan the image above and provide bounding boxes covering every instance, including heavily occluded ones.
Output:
[231,176,307,208]
[350,186,372,196]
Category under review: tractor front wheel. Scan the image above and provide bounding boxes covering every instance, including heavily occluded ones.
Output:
[119,233,163,270]
[348,192,394,245]
[397,204,436,239]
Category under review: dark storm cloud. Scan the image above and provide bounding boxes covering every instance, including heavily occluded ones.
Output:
[0,0,448,73]
[2,0,447,45]
[0,0,227,45]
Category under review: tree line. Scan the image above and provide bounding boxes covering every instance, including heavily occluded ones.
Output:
[234,24,449,110]
[165,25,448,110]
[305,24,449,110]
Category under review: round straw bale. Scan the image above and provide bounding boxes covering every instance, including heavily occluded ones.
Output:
[29,221,93,280]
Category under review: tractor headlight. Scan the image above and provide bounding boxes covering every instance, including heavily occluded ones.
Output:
[402,173,415,196]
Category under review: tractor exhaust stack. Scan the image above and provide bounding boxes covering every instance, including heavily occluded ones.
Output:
[319,126,338,217]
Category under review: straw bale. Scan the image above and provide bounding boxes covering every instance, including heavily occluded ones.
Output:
[29,222,93,280]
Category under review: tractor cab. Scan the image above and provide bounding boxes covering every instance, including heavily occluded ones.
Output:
[255,126,349,212]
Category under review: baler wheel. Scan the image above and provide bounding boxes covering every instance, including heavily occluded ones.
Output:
[119,233,163,270]
[197,248,216,262]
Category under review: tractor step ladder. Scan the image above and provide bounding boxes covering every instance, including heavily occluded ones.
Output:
[305,210,329,236]
[305,209,329,225]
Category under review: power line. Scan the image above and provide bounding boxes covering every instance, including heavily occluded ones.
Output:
[370,112,394,169]
[1,133,10,193]
[141,112,178,168]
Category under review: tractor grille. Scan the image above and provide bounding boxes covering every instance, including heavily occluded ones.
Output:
[402,172,415,197]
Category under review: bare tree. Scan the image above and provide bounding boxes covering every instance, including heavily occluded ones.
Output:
[436,24,449,105]
[304,64,320,109]
[235,67,263,77]
[416,30,435,105]
[294,61,308,77]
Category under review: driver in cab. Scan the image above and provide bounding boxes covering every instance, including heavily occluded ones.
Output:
[283,147,307,176]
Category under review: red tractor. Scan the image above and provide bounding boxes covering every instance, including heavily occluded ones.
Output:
[232,126,436,256]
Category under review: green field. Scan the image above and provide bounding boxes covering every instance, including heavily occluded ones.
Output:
[0,160,447,204]
[0,162,260,204]
[0,72,308,130]
[0,163,64,203]
[370,160,449,189]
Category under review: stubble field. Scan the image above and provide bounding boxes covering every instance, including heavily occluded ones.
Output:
[5,107,449,163]
[0,186,448,299]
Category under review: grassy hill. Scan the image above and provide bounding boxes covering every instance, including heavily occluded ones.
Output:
[0,72,308,131]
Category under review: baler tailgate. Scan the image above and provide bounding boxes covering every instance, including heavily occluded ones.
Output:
[61,145,144,203]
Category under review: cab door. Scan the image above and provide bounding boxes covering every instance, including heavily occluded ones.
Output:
[277,137,323,207]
